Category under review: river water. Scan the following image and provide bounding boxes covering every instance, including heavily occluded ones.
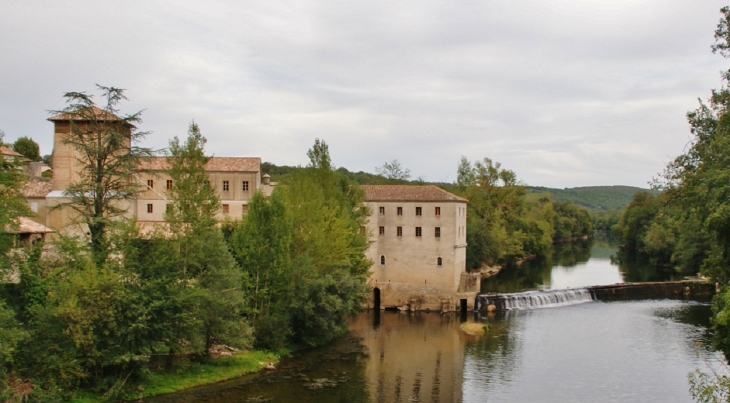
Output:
[149,238,723,403]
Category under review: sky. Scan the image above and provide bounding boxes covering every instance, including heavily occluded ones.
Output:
[1,0,728,189]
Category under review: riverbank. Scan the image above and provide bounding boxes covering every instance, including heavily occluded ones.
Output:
[71,350,285,403]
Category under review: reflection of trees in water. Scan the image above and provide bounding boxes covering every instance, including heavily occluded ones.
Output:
[463,313,524,396]
[613,252,679,283]
[481,239,596,293]
[552,238,594,267]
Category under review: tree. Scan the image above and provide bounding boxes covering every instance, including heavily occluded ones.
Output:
[375,159,411,181]
[12,137,40,161]
[0,137,31,273]
[50,85,151,261]
[165,121,250,356]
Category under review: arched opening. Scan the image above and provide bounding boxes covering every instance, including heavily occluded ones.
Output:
[373,287,381,310]
[460,299,468,313]
[437,257,442,266]
[380,255,386,265]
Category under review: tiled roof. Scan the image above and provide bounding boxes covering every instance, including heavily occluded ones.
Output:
[0,146,25,158]
[21,180,53,198]
[48,105,122,121]
[138,156,261,172]
[4,217,55,234]
[362,185,467,203]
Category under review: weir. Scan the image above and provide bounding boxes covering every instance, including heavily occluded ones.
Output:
[476,281,716,311]
[476,288,594,311]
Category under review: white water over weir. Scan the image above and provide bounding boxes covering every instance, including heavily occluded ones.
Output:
[476,288,595,311]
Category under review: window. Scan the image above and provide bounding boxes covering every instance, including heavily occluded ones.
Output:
[242,181,249,191]
[222,204,229,214]
[379,206,385,215]
[397,207,403,215]
[397,227,402,236]
[437,257,443,266]
[435,227,441,238]
[416,227,422,237]
[379,226,385,235]
[223,181,229,191]
[380,255,386,265]
[242,205,248,215]
[416,207,422,216]
[147,204,153,213]
[147,179,154,189]
[435,206,440,216]
[166,180,173,190]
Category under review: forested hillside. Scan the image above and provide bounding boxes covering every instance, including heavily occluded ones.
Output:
[527,185,659,211]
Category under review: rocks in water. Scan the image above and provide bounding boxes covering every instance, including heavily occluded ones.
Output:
[304,378,338,390]
[487,304,497,312]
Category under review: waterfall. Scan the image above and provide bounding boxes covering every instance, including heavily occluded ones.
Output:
[476,288,595,311]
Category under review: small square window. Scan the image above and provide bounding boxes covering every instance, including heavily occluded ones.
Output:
[379,226,385,235]
[397,227,402,237]
[397,207,403,215]
[147,204,153,213]
[416,227,422,237]
[147,179,154,189]
[223,181,229,191]
[416,207,422,216]
[166,180,173,190]
[435,227,441,238]
[379,206,385,215]
[242,181,249,191]
[435,207,440,216]
[222,204,229,214]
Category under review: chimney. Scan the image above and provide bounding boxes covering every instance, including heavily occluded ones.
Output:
[262,173,271,185]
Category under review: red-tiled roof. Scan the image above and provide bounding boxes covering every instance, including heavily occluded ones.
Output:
[4,217,55,234]
[0,146,25,158]
[362,185,467,203]
[138,156,261,172]
[48,105,122,121]
[21,180,53,198]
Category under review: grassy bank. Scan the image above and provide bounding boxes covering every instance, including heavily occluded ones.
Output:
[71,349,286,402]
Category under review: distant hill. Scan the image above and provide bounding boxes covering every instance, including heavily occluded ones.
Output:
[526,185,659,211]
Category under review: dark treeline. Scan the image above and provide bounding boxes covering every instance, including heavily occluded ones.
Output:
[0,91,369,401]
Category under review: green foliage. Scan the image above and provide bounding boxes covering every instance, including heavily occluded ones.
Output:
[0,151,31,274]
[228,139,370,349]
[688,368,730,403]
[458,156,593,269]
[12,137,40,161]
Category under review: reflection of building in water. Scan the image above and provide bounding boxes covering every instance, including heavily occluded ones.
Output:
[349,310,470,402]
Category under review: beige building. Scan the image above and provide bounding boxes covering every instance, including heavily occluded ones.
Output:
[135,157,263,222]
[362,185,480,312]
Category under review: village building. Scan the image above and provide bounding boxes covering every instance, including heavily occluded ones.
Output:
[362,185,480,312]
[34,107,270,231]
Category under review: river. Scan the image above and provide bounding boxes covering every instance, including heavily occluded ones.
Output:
[148,237,723,402]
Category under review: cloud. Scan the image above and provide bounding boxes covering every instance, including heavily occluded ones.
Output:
[0,0,727,188]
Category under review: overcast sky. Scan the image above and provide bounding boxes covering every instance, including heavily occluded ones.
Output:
[1,1,728,188]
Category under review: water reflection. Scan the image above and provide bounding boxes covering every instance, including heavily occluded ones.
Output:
[482,236,681,293]
[147,303,720,403]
